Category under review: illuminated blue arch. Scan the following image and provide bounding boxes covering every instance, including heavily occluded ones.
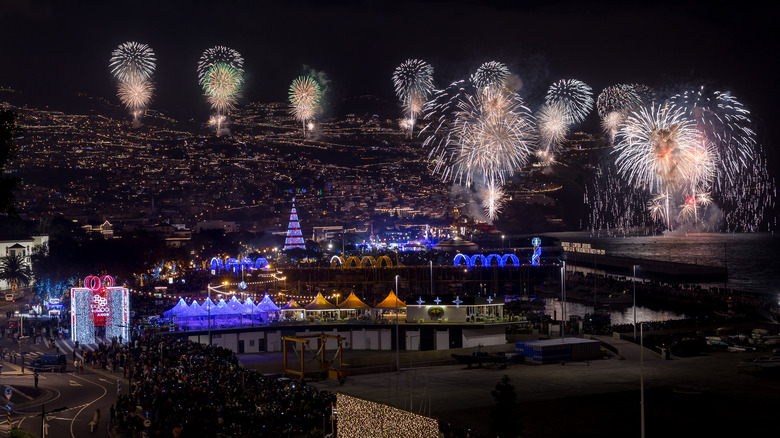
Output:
[485,254,503,267]
[470,254,488,268]
[241,257,254,272]
[225,258,239,273]
[210,257,224,273]
[254,258,269,270]
[453,253,471,268]
[501,254,520,267]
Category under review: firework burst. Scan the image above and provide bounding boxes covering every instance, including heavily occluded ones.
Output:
[110,41,156,82]
[198,46,244,83]
[536,102,570,163]
[452,88,536,188]
[472,61,510,92]
[202,63,243,113]
[546,79,594,124]
[392,59,434,137]
[596,84,650,119]
[288,75,322,137]
[117,77,154,122]
[198,46,243,134]
[110,42,156,124]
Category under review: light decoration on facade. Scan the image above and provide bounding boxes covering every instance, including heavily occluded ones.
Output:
[71,275,130,345]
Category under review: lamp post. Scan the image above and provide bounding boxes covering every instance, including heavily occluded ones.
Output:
[560,261,566,338]
[501,235,505,250]
[429,261,433,295]
[633,265,638,340]
[395,274,400,373]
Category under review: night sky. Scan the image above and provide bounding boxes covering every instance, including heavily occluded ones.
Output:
[1,0,777,150]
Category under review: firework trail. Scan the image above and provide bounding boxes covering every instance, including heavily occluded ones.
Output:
[536,102,570,164]
[198,46,244,134]
[110,41,156,124]
[601,111,625,144]
[546,79,594,124]
[288,75,322,138]
[472,61,510,92]
[419,79,475,179]
[480,183,506,221]
[110,41,156,82]
[392,59,434,137]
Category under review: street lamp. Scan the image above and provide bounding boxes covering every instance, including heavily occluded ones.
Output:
[395,274,400,373]
[633,264,639,340]
[501,235,505,249]
[560,260,566,338]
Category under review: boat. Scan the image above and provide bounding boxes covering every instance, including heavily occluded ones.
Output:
[737,351,780,372]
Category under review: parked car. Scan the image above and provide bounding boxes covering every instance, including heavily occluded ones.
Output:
[30,353,67,372]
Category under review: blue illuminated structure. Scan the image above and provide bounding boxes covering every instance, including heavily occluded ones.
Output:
[454,253,521,269]
[531,237,542,266]
[210,257,269,275]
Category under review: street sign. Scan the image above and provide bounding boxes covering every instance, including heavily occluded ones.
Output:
[5,403,12,411]
[4,388,11,401]
[143,410,152,420]
[143,419,151,428]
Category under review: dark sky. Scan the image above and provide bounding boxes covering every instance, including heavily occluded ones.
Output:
[0,0,777,146]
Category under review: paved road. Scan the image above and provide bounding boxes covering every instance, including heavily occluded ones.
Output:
[310,336,780,436]
[1,308,125,438]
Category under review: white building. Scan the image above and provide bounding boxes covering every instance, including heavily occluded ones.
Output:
[0,235,48,291]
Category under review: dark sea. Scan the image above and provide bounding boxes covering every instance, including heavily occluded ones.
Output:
[541,232,780,322]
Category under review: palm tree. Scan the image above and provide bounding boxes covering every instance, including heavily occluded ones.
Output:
[0,252,33,296]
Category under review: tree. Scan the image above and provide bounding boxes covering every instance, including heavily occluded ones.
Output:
[0,110,21,217]
[1,252,33,295]
[8,426,38,438]
[490,374,522,438]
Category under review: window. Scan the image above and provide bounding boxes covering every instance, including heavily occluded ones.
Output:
[249,340,255,347]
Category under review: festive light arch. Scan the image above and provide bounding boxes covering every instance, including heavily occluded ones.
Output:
[453,253,523,269]
[470,254,488,268]
[210,257,224,273]
[330,255,345,268]
[485,254,502,267]
[71,275,129,345]
[254,258,269,270]
[377,255,393,268]
[501,254,520,267]
[454,253,471,268]
[360,256,377,268]
[225,258,239,273]
[345,256,361,269]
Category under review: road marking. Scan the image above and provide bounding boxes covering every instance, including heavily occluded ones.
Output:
[69,373,108,438]
[98,378,110,383]
[68,380,82,387]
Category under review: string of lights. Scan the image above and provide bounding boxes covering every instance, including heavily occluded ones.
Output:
[336,394,438,438]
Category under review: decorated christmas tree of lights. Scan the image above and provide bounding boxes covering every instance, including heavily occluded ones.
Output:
[283,198,306,251]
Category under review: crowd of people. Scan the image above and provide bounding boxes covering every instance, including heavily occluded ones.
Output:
[113,336,335,437]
